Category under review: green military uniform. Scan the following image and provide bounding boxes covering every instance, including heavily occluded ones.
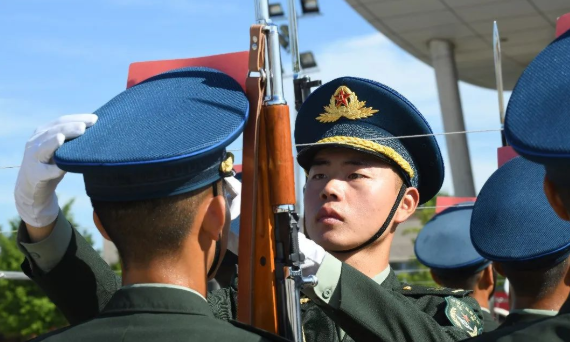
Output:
[31,285,281,342]
[19,217,483,342]
[301,255,483,341]
[498,309,557,329]
[481,309,499,332]
[468,307,568,341]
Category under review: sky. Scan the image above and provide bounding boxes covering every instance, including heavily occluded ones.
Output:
[0,0,511,250]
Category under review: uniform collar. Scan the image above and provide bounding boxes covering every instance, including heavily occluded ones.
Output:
[124,283,207,301]
[372,266,391,285]
[509,308,558,316]
[101,285,213,317]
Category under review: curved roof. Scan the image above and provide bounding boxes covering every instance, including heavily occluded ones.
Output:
[346,0,570,90]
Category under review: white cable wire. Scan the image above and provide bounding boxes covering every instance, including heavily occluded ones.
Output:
[295,128,503,147]
[0,128,504,170]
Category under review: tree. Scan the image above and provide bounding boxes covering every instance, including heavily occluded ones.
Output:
[395,194,445,287]
[0,199,94,341]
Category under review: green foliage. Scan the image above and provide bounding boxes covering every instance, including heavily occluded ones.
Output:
[0,199,94,340]
[396,260,437,287]
[396,193,449,287]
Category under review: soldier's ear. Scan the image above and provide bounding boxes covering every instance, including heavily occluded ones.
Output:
[479,265,495,290]
[393,186,419,224]
[202,185,226,241]
[544,176,570,221]
[93,211,111,241]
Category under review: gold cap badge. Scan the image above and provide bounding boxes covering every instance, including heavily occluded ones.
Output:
[220,152,234,174]
[316,86,379,123]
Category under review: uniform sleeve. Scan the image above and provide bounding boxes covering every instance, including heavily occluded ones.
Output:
[304,256,479,342]
[18,210,72,272]
[18,219,121,325]
[303,253,342,307]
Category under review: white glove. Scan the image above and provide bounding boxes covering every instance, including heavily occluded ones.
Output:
[299,232,326,275]
[224,175,241,220]
[14,114,98,227]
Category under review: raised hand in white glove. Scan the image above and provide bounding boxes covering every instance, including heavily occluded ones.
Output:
[299,231,326,276]
[15,114,98,228]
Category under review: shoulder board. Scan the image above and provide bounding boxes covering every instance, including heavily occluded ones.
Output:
[229,320,291,342]
[397,284,472,297]
[444,296,483,337]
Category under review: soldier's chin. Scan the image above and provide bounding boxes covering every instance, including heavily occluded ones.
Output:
[312,231,356,252]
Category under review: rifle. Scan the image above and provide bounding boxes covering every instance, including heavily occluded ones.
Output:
[238,1,317,341]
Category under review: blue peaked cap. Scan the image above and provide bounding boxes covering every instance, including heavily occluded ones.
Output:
[505,30,570,186]
[471,157,570,268]
[55,67,248,201]
[415,202,490,275]
[294,77,444,205]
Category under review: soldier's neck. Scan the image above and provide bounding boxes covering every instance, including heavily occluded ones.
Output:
[470,288,490,310]
[331,239,392,278]
[120,255,207,297]
[511,285,570,311]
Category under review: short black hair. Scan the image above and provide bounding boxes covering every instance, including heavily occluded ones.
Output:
[499,258,569,300]
[91,182,219,269]
[432,270,483,291]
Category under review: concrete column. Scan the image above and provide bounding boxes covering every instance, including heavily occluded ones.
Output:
[429,39,476,197]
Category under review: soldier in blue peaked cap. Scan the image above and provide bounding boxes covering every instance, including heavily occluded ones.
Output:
[14,67,286,342]
[505,30,570,227]
[415,203,498,332]
[469,157,570,342]
[292,77,484,342]
[488,29,570,342]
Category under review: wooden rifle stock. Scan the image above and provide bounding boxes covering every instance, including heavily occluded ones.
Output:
[238,102,296,334]
[239,5,298,337]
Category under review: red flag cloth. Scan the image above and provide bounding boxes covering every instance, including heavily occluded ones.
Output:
[126,51,249,90]
[497,146,519,168]
[556,13,570,38]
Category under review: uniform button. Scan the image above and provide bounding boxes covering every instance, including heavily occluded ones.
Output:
[323,289,332,299]
[30,252,41,259]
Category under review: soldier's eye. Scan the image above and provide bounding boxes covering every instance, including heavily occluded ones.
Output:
[311,173,326,180]
[348,173,365,180]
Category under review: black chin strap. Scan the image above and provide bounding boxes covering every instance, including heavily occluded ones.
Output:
[207,182,223,278]
[332,183,407,254]
[207,234,222,278]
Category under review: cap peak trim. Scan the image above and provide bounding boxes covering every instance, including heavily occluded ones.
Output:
[316,136,414,179]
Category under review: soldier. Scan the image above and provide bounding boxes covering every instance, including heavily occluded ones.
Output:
[470,157,570,333]
[17,67,286,342]
[291,76,484,341]
[15,77,484,341]
[414,203,499,332]
[467,29,570,342]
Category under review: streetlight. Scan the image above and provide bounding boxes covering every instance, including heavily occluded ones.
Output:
[268,3,285,18]
[299,51,317,69]
[300,0,320,15]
